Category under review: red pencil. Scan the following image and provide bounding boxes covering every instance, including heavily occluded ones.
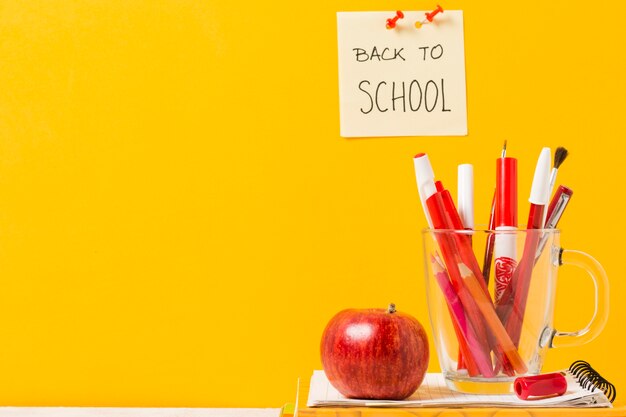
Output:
[426,189,494,373]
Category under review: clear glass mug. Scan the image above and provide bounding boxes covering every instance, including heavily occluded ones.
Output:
[422,228,609,394]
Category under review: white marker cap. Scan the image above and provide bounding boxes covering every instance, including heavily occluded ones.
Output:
[529,147,551,205]
[413,153,435,189]
[413,153,436,228]
[458,164,474,229]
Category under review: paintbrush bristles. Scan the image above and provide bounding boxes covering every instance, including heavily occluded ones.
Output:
[554,147,569,169]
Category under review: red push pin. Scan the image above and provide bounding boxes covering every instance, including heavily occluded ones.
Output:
[416,5,444,28]
[425,5,444,22]
[386,10,404,29]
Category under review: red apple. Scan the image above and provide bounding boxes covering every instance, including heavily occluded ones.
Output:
[320,303,429,400]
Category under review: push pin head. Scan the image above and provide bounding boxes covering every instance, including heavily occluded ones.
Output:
[425,5,443,22]
[386,10,404,29]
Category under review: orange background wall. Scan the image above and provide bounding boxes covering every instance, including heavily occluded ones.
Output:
[0,0,624,407]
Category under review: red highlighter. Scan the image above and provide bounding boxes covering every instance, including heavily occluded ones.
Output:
[514,373,567,400]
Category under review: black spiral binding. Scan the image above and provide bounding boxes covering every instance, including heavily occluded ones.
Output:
[569,360,616,403]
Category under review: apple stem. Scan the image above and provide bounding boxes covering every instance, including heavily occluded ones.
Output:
[387,303,396,314]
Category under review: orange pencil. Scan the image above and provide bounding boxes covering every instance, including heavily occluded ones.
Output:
[458,262,528,375]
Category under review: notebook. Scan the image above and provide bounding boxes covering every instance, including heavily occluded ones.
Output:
[306,370,612,408]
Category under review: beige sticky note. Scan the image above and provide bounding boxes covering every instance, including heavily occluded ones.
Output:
[337,11,468,137]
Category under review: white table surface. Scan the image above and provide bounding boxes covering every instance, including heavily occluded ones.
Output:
[0,409,282,417]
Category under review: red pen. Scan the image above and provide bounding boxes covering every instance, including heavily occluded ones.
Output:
[545,185,573,226]
[535,185,574,263]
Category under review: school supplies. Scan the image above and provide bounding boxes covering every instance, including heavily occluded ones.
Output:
[414,147,610,392]
[421,175,527,376]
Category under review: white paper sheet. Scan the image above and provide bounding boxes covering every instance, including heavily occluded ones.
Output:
[307,370,612,408]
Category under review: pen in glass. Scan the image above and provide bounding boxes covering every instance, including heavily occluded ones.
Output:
[542,147,569,227]
[535,185,573,263]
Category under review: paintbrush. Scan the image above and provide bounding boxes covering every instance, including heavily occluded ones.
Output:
[542,147,569,227]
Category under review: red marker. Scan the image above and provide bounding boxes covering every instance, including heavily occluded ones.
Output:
[494,155,518,303]
[497,147,551,375]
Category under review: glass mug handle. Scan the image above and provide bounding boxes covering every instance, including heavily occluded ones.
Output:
[543,248,610,348]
